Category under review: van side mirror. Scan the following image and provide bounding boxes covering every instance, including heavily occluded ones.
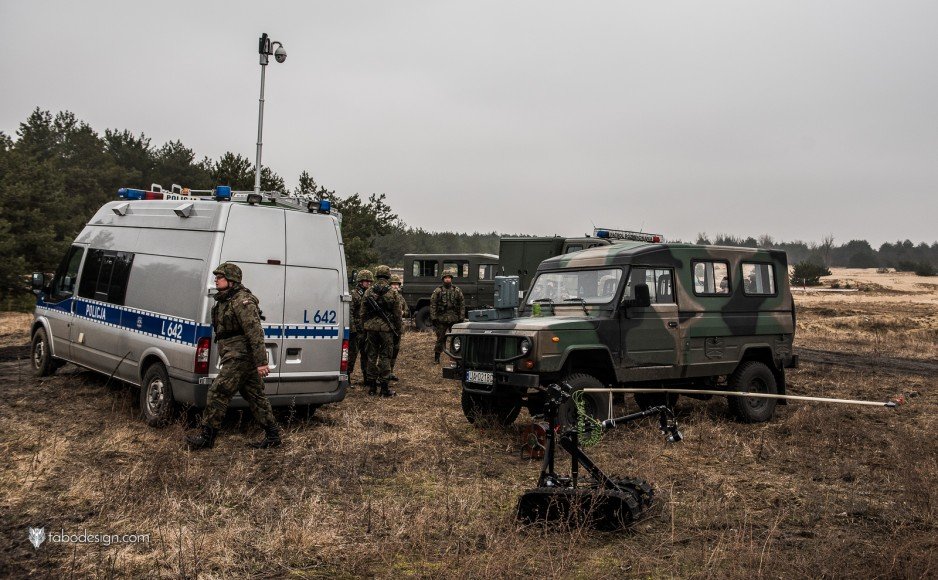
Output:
[31,272,45,295]
[622,283,651,311]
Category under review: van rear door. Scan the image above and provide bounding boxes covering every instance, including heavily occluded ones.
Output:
[279,211,344,395]
[219,205,285,395]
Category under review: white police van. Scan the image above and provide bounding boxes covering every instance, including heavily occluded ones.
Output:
[30,185,351,425]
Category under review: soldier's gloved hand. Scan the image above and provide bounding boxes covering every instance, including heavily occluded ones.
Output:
[257,365,270,378]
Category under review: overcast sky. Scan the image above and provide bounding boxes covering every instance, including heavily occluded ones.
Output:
[2,1,935,245]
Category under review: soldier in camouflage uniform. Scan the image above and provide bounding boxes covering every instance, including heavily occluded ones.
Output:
[360,265,401,397]
[388,274,408,381]
[430,273,464,363]
[186,263,281,450]
[348,270,373,386]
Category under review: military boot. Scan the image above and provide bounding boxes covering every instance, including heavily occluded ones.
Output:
[389,373,399,381]
[366,380,378,396]
[433,353,440,364]
[379,381,396,398]
[185,425,217,451]
[248,425,282,449]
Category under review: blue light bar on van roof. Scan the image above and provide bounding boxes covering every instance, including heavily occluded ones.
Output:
[118,188,145,200]
[594,228,664,243]
[306,199,331,214]
[214,186,232,201]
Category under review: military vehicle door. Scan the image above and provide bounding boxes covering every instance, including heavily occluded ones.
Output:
[619,266,680,367]
[219,204,284,395]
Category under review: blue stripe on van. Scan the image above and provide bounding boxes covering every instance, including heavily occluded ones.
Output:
[36,296,342,345]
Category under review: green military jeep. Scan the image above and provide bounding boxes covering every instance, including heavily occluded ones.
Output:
[442,241,798,425]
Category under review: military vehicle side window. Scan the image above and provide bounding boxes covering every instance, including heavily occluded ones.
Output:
[654,269,674,303]
[49,246,85,302]
[443,261,469,278]
[78,250,135,305]
[479,264,496,281]
[742,263,776,295]
[565,244,583,254]
[413,260,438,278]
[693,261,730,295]
[623,267,673,304]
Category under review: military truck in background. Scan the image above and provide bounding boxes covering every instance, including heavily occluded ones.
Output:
[498,235,613,292]
[402,253,499,329]
[442,240,798,427]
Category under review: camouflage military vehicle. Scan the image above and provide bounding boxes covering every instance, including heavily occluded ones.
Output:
[402,253,499,329]
[442,241,797,426]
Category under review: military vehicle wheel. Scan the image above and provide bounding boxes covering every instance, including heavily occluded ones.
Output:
[461,390,522,426]
[558,373,611,426]
[31,328,57,377]
[415,306,432,331]
[140,363,176,427]
[633,392,679,411]
[727,361,778,423]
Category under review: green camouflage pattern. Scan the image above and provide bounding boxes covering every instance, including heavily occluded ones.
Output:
[365,330,395,383]
[213,262,243,284]
[203,357,276,429]
[444,242,795,401]
[356,269,374,283]
[390,285,406,369]
[361,281,402,333]
[374,264,392,280]
[212,285,268,367]
[430,284,464,324]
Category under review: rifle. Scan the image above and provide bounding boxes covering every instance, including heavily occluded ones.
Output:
[366,294,400,338]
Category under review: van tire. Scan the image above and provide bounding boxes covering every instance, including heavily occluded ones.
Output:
[633,391,679,411]
[140,363,176,427]
[461,390,522,427]
[727,361,778,423]
[415,306,432,331]
[558,373,611,426]
[31,328,57,377]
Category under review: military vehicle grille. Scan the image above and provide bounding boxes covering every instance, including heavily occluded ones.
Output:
[463,335,520,366]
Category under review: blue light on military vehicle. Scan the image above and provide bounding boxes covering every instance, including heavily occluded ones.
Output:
[595,230,610,239]
[214,186,232,201]
[118,188,145,200]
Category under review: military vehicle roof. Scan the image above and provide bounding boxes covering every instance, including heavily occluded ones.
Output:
[539,242,787,269]
[403,253,499,260]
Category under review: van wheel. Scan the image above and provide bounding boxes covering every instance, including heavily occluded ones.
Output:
[415,306,432,331]
[461,390,522,427]
[31,328,57,377]
[633,392,679,411]
[140,363,176,427]
[727,361,778,423]
[558,373,611,427]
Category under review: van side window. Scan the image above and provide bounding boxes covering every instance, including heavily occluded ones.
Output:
[49,246,85,302]
[413,260,438,278]
[622,267,674,304]
[479,264,496,281]
[742,263,776,295]
[443,261,469,278]
[78,249,135,305]
[693,261,730,295]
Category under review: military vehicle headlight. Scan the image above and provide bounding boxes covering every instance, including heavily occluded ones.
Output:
[452,336,462,352]
[520,338,531,355]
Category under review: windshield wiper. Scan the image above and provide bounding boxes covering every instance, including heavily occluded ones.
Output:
[563,297,590,315]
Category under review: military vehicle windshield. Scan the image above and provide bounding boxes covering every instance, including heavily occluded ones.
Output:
[526,268,624,305]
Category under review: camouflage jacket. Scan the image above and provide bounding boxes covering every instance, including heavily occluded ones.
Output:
[391,288,407,332]
[360,281,402,333]
[430,284,464,324]
[350,284,367,333]
[212,284,268,367]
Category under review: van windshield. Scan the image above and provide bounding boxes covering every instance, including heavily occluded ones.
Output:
[526,268,624,305]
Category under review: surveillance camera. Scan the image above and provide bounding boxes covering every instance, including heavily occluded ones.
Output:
[274,46,287,63]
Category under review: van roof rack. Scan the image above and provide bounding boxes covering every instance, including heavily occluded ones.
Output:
[116,184,338,217]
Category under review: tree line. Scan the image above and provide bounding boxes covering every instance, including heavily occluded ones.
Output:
[1,108,934,305]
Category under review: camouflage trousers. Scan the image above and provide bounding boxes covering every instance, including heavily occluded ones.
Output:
[203,358,276,429]
[391,332,401,370]
[365,330,394,383]
[434,322,455,357]
[354,332,370,381]
[348,331,360,375]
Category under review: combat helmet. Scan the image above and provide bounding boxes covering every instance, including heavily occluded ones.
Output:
[356,269,374,283]
[375,265,391,280]
[390,274,402,284]
[213,262,243,284]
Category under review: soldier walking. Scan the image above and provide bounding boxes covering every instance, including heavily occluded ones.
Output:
[360,265,401,397]
[430,272,464,363]
[348,270,373,386]
[186,263,281,450]
[389,274,407,381]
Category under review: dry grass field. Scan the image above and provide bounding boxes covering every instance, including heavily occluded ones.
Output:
[0,269,935,578]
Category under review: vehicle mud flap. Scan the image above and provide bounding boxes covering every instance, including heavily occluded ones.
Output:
[516,484,645,531]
